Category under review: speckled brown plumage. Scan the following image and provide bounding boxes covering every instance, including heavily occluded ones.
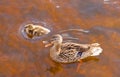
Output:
[44,34,103,63]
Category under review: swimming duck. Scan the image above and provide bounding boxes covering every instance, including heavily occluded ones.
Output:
[43,34,103,63]
[24,24,50,38]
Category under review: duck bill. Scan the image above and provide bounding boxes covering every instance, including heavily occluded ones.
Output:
[43,41,53,47]
[45,43,53,47]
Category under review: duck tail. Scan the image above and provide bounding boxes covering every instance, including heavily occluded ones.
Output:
[90,43,103,56]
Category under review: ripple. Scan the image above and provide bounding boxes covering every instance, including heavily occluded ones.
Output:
[104,0,120,10]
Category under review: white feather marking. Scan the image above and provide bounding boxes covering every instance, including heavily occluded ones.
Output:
[91,47,103,56]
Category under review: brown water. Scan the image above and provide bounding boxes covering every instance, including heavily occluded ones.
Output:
[0,0,120,77]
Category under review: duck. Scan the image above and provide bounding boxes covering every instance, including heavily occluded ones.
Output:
[43,34,103,63]
[24,24,50,38]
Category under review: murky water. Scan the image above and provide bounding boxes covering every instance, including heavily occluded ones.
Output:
[0,0,120,77]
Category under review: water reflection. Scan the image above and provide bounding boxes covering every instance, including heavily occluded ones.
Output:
[46,62,62,75]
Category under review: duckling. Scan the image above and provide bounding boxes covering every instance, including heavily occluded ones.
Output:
[43,34,103,63]
[24,24,50,38]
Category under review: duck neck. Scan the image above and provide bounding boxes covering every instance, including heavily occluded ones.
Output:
[50,43,61,58]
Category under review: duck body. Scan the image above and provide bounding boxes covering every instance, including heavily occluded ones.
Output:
[50,42,102,63]
[45,34,103,63]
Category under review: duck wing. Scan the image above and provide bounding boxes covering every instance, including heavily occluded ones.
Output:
[61,42,90,53]
[57,43,90,63]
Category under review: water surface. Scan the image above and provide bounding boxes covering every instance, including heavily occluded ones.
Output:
[0,0,120,77]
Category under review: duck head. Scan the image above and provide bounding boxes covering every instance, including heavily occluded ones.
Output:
[24,24,34,38]
[43,34,63,47]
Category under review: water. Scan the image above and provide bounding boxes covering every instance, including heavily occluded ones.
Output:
[0,0,120,77]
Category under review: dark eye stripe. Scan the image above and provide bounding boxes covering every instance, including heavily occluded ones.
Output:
[29,30,33,34]
[52,36,57,38]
